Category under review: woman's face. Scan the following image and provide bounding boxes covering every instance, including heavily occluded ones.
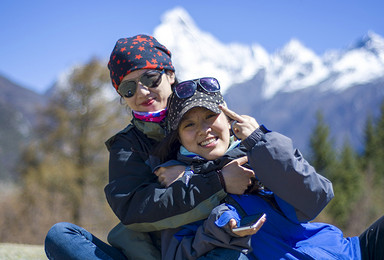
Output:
[178,107,231,160]
[121,69,175,112]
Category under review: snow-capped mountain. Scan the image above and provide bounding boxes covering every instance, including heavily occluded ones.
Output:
[154,7,384,152]
[322,31,384,91]
[155,7,384,99]
[263,39,329,98]
[154,7,269,93]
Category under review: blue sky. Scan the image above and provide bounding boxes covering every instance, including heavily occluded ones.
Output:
[1,0,383,93]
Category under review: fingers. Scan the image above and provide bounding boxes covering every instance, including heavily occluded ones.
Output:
[229,219,237,229]
[219,105,244,122]
[231,120,241,140]
[254,214,266,230]
[245,168,255,178]
[157,175,165,185]
[232,214,267,237]
[231,156,248,166]
[155,168,167,186]
[154,167,164,176]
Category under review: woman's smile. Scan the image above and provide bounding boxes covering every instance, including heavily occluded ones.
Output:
[140,98,155,106]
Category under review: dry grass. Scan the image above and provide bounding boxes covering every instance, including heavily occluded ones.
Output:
[0,243,45,260]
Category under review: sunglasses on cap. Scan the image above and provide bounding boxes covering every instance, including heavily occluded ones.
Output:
[118,70,165,98]
[174,77,220,99]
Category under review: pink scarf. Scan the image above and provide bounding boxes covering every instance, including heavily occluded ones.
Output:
[132,108,167,123]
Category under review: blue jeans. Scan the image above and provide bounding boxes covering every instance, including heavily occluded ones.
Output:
[44,222,127,260]
[197,248,249,260]
[45,222,249,260]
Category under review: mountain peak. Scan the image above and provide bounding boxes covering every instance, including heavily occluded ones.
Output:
[154,8,384,98]
[277,38,318,63]
[154,7,265,93]
[282,38,306,52]
[160,6,197,30]
[351,31,384,53]
[327,30,384,91]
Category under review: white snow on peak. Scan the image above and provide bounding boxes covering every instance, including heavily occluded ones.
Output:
[263,39,329,98]
[48,7,384,108]
[159,6,197,30]
[354,31,384,55]
[154,7,268,93]
[353,31,384,64]
[152,7,384,99]
[325,32,384,91]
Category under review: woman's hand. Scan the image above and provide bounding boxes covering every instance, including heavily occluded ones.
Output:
[229,214,266,237]
[221,156,254,194]
[219,105,259,140]
[154,165,186,187]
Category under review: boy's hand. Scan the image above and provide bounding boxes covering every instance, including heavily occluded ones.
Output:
[230,215,266,237]
[155,165,186,187]
[219,105,259,140]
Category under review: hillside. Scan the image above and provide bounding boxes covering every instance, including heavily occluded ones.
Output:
[0,75,46,181]
[225,74,384,153]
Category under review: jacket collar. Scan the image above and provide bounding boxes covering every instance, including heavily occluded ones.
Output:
[131,117,166,141]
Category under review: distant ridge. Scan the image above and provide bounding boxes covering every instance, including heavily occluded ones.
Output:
[0,74,46,181]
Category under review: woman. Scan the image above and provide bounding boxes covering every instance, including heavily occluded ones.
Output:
[156,77,384,259]
[45,35,254,260]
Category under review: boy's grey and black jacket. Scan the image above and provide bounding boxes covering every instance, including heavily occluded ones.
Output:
[159,126,335,260]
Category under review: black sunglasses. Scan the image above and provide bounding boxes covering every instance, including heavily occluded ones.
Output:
[174,77,220,99]
[118,70,165,98]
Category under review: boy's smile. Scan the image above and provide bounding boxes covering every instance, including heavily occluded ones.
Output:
[178,107,231,160]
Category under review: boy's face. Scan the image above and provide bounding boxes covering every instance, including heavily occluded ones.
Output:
[178,107,231,160]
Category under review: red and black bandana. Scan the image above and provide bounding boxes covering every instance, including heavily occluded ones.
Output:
[108,34,175,91]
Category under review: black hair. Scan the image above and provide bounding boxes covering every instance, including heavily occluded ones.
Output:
[153,129,181,163]
[167,70,179,88]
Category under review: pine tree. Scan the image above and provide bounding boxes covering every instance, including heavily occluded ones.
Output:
[309,111,336,177]
[327,140,362,229]
[361,115,378,181]
[373,102,384,180]
[362,116,377,162]
[362,101,384,183]
[355,100,384,234]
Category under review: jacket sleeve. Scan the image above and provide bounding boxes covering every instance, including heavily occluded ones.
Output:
[162,204,251,260]
[104,132,226,232]
[242,126,334,222]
